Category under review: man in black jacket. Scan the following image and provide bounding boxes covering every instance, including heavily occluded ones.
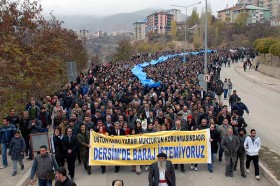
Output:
[231,110,248,135]
[110,122,125,173]
[55,166,77,186]
[171,120,186,172]
[62,128,78,180]
[19,111,31,157]
[234,128,247,178]
[229,90,239,108]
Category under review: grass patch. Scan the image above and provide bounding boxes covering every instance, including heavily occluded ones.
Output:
[259,146,280,181]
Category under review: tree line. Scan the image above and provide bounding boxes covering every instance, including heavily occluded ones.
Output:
[254,37,280,64]
[0,0,87,117]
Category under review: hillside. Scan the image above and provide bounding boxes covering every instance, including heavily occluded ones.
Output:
[55,8,158,32]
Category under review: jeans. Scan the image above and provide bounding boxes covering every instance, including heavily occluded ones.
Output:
[246,155,259,176]
[208,153,216,170]
[223,89,228,99]
[13,160,23,172]
[1,143,9,166]
[38,179,52,186]
[228,89,232,98]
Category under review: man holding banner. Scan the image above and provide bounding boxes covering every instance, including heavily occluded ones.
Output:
[109,122,125,173]
[171,120,186,173]
[148,152,175,186]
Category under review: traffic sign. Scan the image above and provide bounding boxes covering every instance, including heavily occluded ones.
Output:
[204,74,210,82]
[198,74,204,81]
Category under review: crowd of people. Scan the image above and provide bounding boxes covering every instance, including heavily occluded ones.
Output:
[0,47,262,186]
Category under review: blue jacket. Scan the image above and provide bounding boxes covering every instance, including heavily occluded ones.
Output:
[232,102,249,116]
[0,124,17,143]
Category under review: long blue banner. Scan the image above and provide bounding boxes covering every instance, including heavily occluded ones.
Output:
[131,50,215,87]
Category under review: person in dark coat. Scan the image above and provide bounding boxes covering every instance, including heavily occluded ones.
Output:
[148,152,175,186]
[28,118,42,134]
[77,124,91,175]
[231,97,249,117]
[208,123,220,173]
[228,90,239,108]
[110,122,125,173]
[234,128,246,178]
[51,127,65,166]
[0,118,17,169]
[171,120,186,172]
[6,108,20,127]
[19,111,31,157]
[9,130,26,176]
[231,110,248,135]
[39,107,51,132]
[193,118,209,171]
[55,166,77,186]
[62,128,78,180]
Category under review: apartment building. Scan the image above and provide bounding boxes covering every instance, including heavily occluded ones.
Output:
[147,10,175,35]
[237,0,259,6]
[133,19,147,40]
[259,0,280,25]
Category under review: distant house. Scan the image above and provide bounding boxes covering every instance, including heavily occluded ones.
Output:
[217,4,271,24]
[232,5,271,23]
[133,19,148,41]
[224,0,280,26]
[217,5,241,22]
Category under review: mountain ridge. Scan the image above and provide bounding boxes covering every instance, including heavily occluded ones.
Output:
[54,8,159,32]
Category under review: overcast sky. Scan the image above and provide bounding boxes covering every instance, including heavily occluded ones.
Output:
[40,0,238,16]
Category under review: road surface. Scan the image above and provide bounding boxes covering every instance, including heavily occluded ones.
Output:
[221,63,280,155]
[73,162,272,186]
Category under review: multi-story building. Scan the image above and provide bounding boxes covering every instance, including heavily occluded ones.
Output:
[258,0,280,25]
[237,0,259,6]
[217,6,241,22]
[147,10,175,35]
[233,5,271,23]
[165,9,184,22]
[218,4,271,23]
[238,0,280,25]
[133,19,147,40]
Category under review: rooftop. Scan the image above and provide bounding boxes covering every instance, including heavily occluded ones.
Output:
[234,5,271,11]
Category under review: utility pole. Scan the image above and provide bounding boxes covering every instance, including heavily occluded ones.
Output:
[204,0,208,92]
[80,28,89,48]
[172,2,201,62]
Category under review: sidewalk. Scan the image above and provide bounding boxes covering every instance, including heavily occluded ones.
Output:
[234,63,280,94]
[0,155,33,186]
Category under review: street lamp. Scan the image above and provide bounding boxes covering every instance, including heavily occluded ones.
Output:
[172,1,201,62]
[204,0,208,91]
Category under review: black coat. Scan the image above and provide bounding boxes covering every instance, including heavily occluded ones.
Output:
[210,129,220,153]
[62,135,78,158]
[52,135,64,158]
[109,128,125,136]
[19,118,30,138]
[9,137,26,160]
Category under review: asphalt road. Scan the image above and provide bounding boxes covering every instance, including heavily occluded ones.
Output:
[73,162,272,186]
[72,63,278,186]
[220,63,280,155]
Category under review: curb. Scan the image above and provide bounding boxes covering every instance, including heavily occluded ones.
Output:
[233,65,280,94]
[15,168,30,186]
[233,66,280,185]
[259,162,280,186]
